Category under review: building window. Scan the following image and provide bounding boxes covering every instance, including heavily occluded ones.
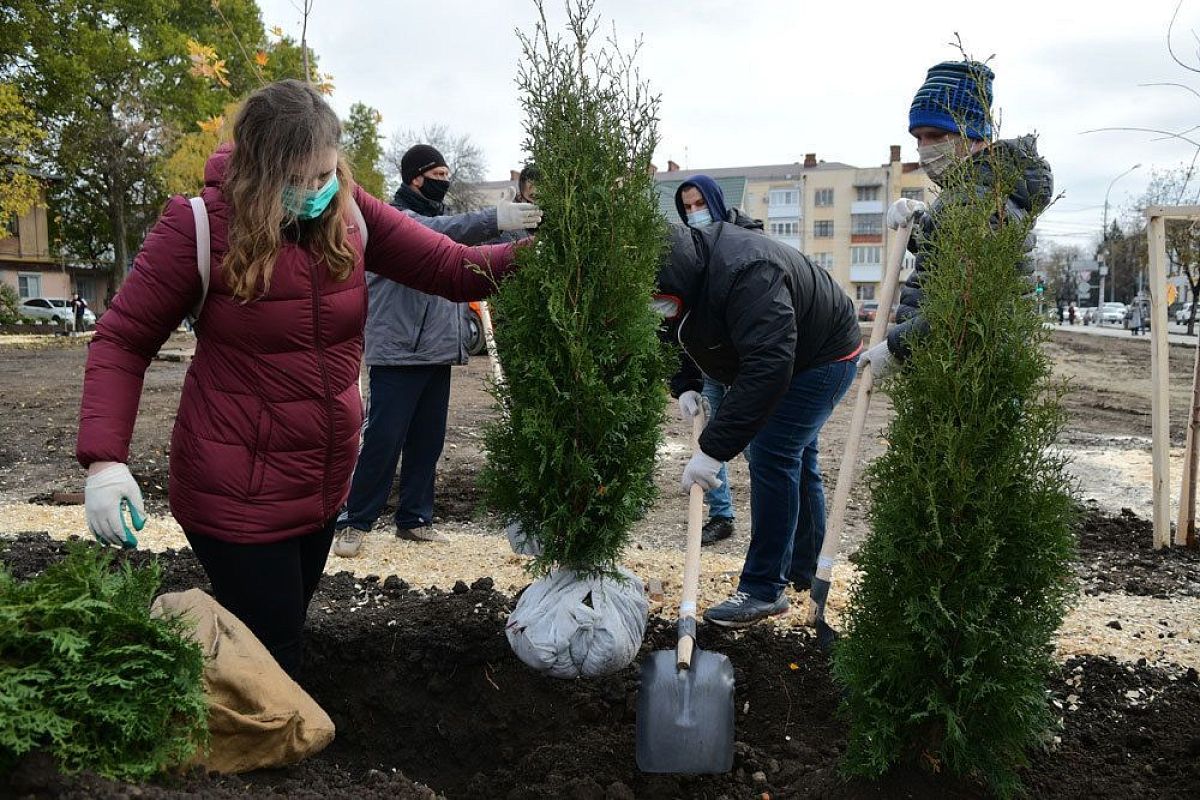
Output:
[17,273,42,299]
[855,186,881,202]
[852,215,883,235]
[769,189,799,206]
[813,220,834,238]
[851,246,882,265]
[770,221,799,237]
[5,215,17,238]
[901,188,925,202]
[811,252,834,270]
[855,283,876,301]
[814,188,834,207]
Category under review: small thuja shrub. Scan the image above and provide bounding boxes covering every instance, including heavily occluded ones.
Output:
[0,543,208,780]
[481,0,668,575]
[832,117,1076,794]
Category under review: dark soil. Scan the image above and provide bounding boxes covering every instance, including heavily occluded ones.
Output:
[1075,506,1200,598]
[4,534,1199,800]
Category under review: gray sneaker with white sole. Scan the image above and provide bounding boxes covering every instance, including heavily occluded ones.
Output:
[332,528,367,558]
[702,590,790,628]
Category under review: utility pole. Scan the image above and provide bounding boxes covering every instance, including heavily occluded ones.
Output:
[1101,163,1141,304]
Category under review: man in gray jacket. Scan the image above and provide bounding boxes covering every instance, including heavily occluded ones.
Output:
[334,144,541,556]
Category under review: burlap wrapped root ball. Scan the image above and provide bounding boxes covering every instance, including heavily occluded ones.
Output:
[506,567,649,679]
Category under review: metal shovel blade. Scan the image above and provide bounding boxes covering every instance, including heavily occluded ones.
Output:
[635,647,735,774]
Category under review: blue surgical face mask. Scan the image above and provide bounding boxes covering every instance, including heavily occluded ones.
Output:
[282,173,339,220]
[687,209,712,228]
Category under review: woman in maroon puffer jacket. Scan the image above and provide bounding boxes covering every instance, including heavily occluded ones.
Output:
[77,80,520,675]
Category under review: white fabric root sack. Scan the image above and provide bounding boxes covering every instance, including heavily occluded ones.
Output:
[506,520,543,557]
[506,567,649,679]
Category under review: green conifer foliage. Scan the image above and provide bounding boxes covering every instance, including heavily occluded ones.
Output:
[481,0,668,575]
[0,544,208,780]
[832,108,1076,795]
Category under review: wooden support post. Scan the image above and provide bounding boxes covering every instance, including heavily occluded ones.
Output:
[1179,336,1200,547]
[1148,214,1172,550]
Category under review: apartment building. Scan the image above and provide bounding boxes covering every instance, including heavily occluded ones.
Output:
[471,146,936,304]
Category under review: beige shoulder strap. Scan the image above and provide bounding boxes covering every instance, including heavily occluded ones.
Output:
[189,196,211,322]
[350,197,368,250]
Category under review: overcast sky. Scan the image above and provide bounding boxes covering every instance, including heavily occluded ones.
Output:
[259,0,1200,251]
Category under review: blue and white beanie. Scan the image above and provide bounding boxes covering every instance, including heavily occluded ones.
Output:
[908,60,994,141]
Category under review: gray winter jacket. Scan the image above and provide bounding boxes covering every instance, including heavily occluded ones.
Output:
[364,186,502,366]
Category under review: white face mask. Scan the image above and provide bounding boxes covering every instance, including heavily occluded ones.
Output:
[917,140,959,182]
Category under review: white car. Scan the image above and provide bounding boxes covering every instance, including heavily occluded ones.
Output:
[19,297,96,326]
[1099,302,1127,325]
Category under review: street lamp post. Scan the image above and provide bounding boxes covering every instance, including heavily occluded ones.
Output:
[1101,163,1142,304]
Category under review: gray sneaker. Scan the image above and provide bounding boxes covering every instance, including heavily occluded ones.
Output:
[396,526,450,543]
[332,528,366,558]
[703,590,790,628]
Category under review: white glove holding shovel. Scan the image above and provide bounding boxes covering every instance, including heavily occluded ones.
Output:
[886,198,927,230]
[85,462,146,548]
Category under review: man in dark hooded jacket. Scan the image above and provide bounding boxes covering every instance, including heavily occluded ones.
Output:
[861,60,1053,377]
[671,175,763,546]
[659,222,860,626]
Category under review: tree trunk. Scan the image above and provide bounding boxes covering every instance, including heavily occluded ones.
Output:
[1189,279,1200,337]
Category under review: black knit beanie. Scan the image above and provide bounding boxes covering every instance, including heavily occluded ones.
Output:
[400,144,448,184]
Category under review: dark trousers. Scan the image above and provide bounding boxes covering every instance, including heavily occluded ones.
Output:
[339,364,451,532]
[184,520,336,678]
[739,359,858,602]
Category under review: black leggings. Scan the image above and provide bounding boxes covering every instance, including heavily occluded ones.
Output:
[185,519,336,678]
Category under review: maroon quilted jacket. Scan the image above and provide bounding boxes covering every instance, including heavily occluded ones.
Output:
[77,147,517,543]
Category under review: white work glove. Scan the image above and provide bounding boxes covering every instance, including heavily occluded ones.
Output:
[682,450,723,493]
[85,463,146,548]
[886,198,928,230]
[857,339,899,381]
[676,390,709,421]
[496,202,543,232]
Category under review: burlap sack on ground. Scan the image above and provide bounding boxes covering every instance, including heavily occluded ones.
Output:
[150,588,335,773]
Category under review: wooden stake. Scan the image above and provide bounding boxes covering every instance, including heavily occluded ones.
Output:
[1148,214,1172,550]
[1178,335,1200,547]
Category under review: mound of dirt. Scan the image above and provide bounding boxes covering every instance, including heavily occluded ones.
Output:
[1075,507,1200,598]
[3,533,1199,799]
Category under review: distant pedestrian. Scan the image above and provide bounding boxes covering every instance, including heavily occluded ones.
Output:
[1068,303,1076,325]
[1130,303,1145,335]
[70,293,88,331]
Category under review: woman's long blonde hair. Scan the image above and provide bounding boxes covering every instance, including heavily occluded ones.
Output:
[223,80,358,302]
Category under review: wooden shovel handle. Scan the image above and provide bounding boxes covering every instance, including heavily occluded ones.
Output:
[677,410,706,669]
[805,224,911,625]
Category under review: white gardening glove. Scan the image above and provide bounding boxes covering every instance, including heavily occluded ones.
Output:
[85,463,146,548]
[886,198,928,230]
[496,202,543,232]
[676,390,709,421]
[682,450,723,493]
[857,339,899,381]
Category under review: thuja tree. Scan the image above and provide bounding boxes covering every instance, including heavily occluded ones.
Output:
[481,0,667,575]
[832,121,1076,794]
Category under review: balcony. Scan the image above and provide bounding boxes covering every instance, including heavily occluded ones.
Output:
[850,265,883,283]
[851,200,884,215]
[772,235,802,251]
[767,203,802,219]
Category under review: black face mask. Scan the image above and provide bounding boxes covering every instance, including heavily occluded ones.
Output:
[420,177,450,204]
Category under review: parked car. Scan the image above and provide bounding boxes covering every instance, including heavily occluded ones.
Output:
[857,301,880,322]
[464,301,487,356]
[1099,302,1127,325]
[19,297,96,327]
[1176,302,1195,325]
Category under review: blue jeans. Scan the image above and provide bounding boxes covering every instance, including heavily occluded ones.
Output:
[339,365,451,532]
[701,376,734,520]
[738,359,857,602]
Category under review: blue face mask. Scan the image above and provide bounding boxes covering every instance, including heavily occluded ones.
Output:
[283,173,339,220]
[687,209,713,228]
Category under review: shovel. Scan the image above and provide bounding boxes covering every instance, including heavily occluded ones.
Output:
[805,223,913,649]
[636,409,735,774]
